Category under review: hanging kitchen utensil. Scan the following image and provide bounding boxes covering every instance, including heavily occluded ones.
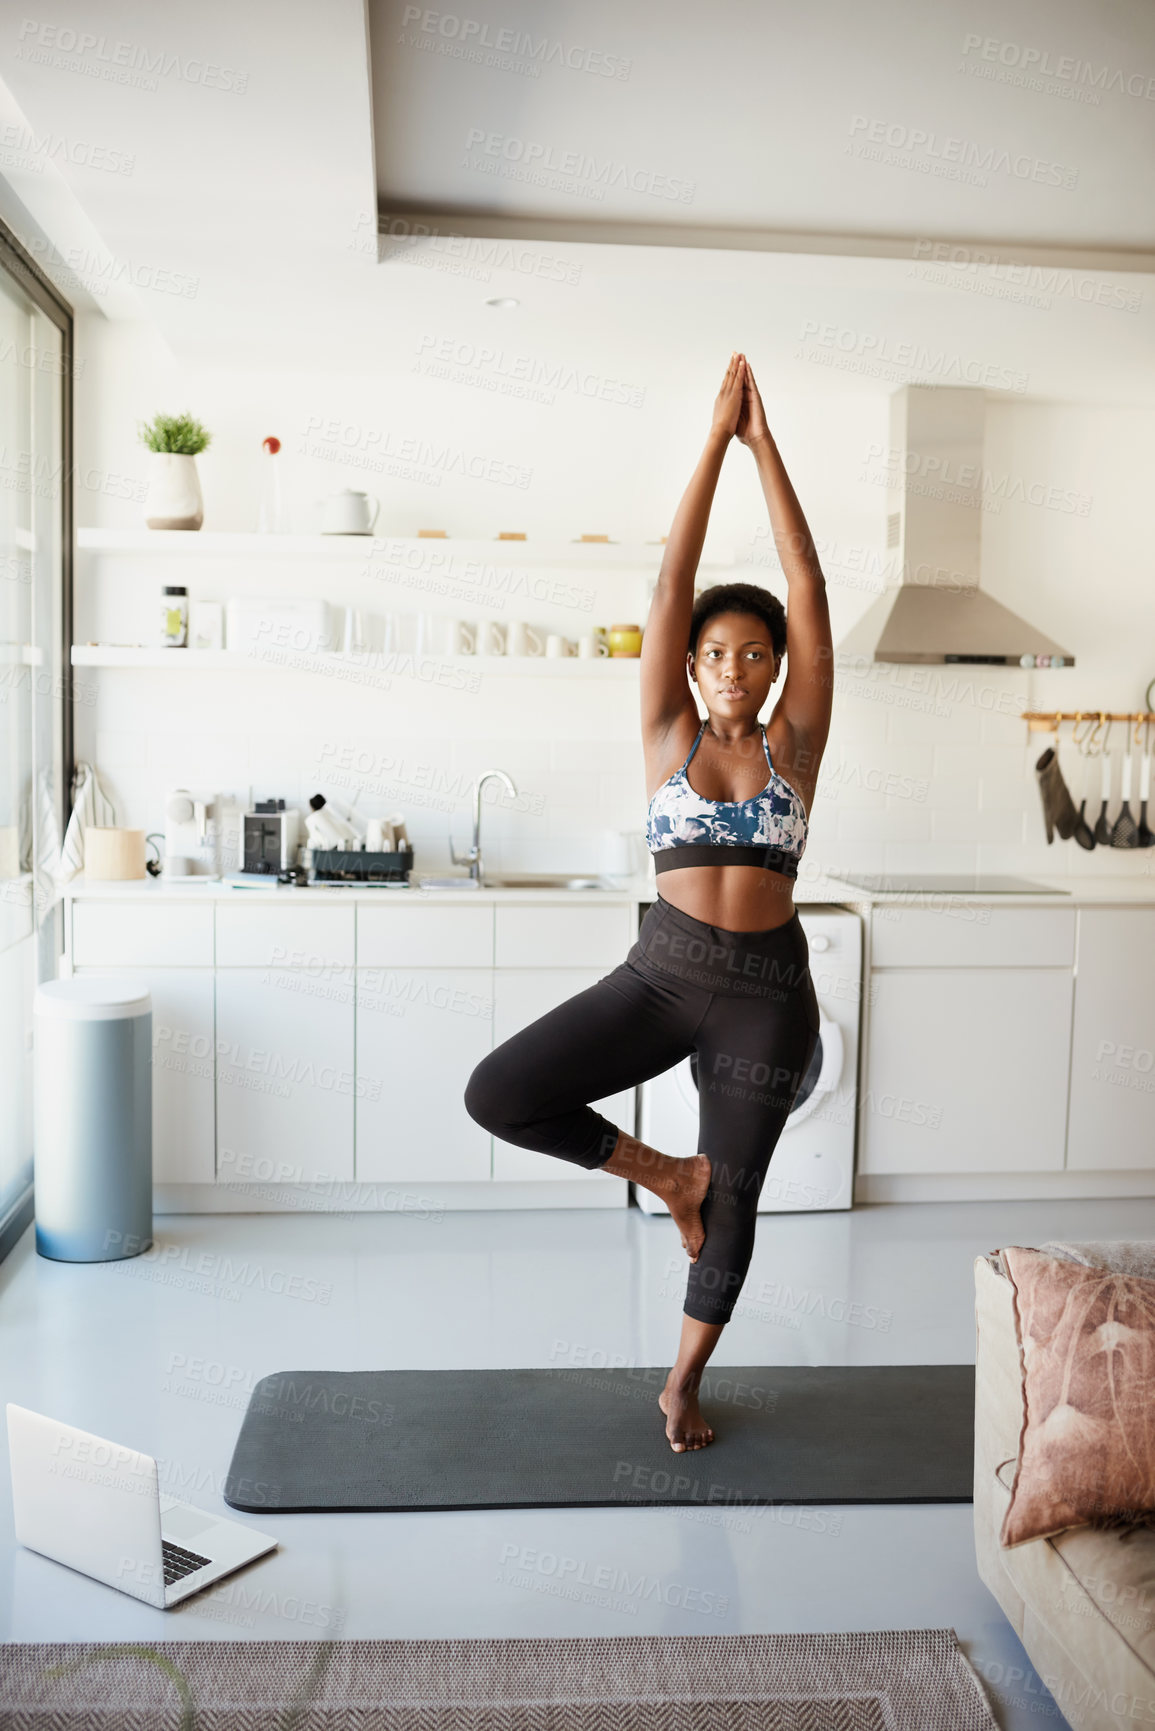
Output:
[1072,715,1096,850]
[1035,718,1080,844]
[1110,724,1139,847]
[1092,720,1114,845]
[1137,719,1154,848]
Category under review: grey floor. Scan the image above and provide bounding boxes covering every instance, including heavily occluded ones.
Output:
[4,1193,1153,1729]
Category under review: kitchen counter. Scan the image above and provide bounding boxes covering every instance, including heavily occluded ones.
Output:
[821,870,1155,905]
[59,868,1155,1216]
[59,868,1155,905]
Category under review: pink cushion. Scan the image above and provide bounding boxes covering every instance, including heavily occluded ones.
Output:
[999,1245,1155,1549]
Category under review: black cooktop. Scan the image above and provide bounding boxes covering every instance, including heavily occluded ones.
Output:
[832,873,1066,895]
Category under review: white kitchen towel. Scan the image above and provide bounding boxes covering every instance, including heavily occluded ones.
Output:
[34,767,63,909]
[56,761,116,885]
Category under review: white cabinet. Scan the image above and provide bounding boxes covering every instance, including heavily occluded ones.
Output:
[142,970,216,1184]
[490,969,633,1184]
[869,905,1074,969]
[358,903,492,967]
[216,902,354,968]
[495,904,633,969]
[73,900,213,967]
[1066,909,1155,1170]
[215,969,355,1184]
[859,967,1073,1175]
[65,893,641,1205]
[356,967,494,1183]
[73,965,216,1185]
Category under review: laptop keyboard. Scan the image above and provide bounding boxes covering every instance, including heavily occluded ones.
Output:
[162,1539,212,1585]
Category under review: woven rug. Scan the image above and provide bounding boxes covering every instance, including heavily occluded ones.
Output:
[0,1631,998,1729]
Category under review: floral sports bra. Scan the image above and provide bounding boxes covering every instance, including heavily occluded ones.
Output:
[646,720,808,879]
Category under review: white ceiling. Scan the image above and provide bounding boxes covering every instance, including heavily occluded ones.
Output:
[370,0,1155,253]
[0,0,1152,404]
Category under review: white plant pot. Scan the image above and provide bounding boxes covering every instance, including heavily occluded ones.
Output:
[144,451,204,530]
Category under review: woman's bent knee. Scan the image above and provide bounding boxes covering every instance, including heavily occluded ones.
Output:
[463,1047,540,1136]
[463,1053,504,1134]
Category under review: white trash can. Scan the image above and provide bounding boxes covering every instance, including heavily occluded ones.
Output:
[33,977,153,1262]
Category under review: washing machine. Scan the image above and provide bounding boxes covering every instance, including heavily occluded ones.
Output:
[636,904,861,1213]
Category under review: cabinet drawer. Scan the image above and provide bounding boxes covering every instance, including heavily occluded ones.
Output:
[215,903,354,968]
[73,901,213,967]
[859,967,1073,1175]
[495,903,633,969]
[870,905,1075,968]
[357,903,493,968]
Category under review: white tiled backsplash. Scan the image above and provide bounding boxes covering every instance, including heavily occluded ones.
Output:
[72,317,1155,887]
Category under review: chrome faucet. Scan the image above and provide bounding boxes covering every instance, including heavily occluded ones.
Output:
[450,768,518,884]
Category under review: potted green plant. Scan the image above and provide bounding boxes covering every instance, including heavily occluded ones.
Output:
[138,411,212,530]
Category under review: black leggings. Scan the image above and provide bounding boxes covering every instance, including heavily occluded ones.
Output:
[463,894,821,1325]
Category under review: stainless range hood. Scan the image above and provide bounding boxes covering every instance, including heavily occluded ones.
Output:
[836,386,1074,667]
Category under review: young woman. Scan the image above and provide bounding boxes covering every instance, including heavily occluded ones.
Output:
[465,353,833,1453]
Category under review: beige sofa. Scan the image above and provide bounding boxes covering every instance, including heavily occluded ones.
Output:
[974,1245,1155,1731]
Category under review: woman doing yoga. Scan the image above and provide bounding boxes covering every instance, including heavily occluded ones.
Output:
[465,353,834,1453]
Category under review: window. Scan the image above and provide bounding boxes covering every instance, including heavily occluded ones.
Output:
[0,216,72,1256]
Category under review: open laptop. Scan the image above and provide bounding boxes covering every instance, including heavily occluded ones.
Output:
[7,1404,278,1608]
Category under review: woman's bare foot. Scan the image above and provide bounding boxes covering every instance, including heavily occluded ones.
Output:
[601,1134,712,1260]
[655,1152,712,1260]
[659,1372,715,1452]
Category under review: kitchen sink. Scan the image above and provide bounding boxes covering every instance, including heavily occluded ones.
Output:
[482,872,609,891]
[416,872,612,891]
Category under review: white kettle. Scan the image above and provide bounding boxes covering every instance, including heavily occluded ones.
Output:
[319,488,380,535]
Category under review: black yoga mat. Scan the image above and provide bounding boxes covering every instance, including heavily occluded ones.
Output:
[223,1364,973,1513]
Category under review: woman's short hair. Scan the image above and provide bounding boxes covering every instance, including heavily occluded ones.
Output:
[688,581,787,661]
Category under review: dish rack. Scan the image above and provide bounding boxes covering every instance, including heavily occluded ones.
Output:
[309,846,413,884]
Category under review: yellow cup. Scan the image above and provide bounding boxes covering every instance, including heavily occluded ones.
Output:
[86,828,147,880]
[608,622,642,657]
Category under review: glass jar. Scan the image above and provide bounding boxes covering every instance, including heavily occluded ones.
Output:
[161,585,189,647]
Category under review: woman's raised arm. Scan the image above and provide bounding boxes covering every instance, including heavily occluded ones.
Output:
[640,354,746,741]
[739,362,833,766]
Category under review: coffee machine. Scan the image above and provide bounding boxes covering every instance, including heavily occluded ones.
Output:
[240,799,300,877]
[164,788,218,877]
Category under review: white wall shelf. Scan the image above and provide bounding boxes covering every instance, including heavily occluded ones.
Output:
[71,645,641,673]
[77,527,736,569]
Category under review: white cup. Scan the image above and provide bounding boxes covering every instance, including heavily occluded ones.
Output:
[366,818,384,851]
[449,619,477,654]
[342,607,369,653]
[417,612,456,656]
[577,633,610,659]
[383,612,417,653]
[507,621,545,656]
[319,488,379,535]
[479,621,507,655]
[545,633,573,658]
